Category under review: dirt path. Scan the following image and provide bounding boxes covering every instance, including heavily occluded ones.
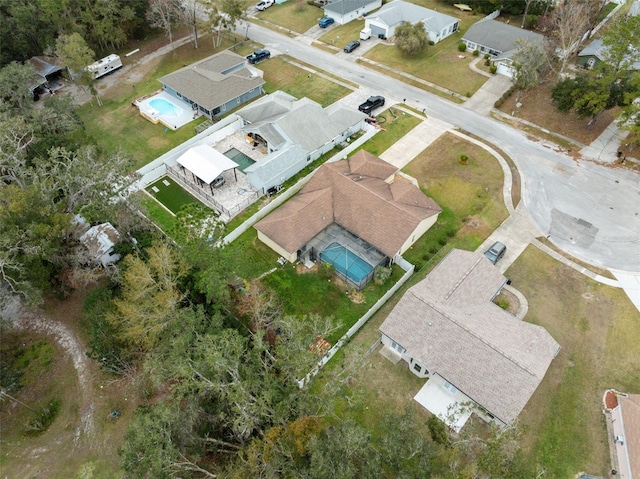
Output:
[2,293,96,448]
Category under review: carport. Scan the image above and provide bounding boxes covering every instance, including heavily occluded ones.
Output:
[176,144,239,193]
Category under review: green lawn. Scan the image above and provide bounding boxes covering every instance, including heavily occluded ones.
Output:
[507,246,640,477]
[259,57,351,106]
[256,1,324,33]
[356,108,422,156]
[145,176,201,214]
[134,192,176,233]
[318,19,365,49]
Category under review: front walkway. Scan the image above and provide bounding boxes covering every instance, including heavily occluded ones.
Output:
[580,120,629,164]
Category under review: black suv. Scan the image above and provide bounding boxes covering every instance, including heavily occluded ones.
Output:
[358,95,385,115]
[246,49,271,64]
[344,40,360,53]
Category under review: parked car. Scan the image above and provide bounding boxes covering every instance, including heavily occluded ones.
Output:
[256,0,274,10]
[212,176,225,188]
[318,16,335,28]
[484,241,506,264]
[246,49,271,64]
[344,40,360,53]
[358,95,385,115]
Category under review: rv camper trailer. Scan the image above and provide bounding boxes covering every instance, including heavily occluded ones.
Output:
[87,54,123,79]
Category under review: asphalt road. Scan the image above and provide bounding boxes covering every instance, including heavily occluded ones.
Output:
[245,22,640,273]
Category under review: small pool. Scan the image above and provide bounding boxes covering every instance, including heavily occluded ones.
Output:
[148,98,182,117]
[224,148,256,172]
[320,242,374,284]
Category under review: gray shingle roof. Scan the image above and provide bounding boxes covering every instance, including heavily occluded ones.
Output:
[370,0,458,30]
[578,38,640,70]
[379,249,560,424]
[158,50,264,111]
[463,19,543,55]
[254,151,441,257]
[238,92,366,154]
[324,0,377,15]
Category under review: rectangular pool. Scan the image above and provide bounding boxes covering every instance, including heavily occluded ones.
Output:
[320,242,374,284]
[224,148,255,172]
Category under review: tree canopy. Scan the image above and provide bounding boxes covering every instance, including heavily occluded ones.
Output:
[394,21,429,56]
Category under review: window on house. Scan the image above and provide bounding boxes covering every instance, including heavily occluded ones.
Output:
[413,363,422,373]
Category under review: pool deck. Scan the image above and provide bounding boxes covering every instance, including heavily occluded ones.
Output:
[137,91,196,130]
[212,131,268,161]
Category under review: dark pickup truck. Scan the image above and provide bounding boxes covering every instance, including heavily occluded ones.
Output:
[358,95,385,115]
[246,49,271,64]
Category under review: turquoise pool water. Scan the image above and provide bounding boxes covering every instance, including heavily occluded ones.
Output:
[320,242,373,283]
[149,98,182,117]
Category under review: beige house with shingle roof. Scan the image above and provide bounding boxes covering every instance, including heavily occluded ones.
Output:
[158,50,264,119]
[254,150,441,287]
[379,248,560,430]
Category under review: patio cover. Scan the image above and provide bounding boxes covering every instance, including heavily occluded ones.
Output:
[414,378,472,433]
[176,144,238,184]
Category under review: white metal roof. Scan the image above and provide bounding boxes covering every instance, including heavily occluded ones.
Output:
[176,144,238,184]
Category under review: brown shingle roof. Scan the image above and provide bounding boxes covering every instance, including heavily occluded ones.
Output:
[379,249,560,424]
[254,151,441,257]
[158,51,264,110]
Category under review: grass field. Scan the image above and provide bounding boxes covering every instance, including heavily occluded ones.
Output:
[318,20,365,49]
[508,246,640,477]
[145,176,200,214]
[256,1,325,33]
[259,57,351,106]
[356,108,422,156]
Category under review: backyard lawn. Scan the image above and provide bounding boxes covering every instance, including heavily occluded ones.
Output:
[145,176,200,214]
[78,34,261,170]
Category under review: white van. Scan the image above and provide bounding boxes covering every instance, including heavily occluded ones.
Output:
[86,54,123,79]
[360,28,371,40]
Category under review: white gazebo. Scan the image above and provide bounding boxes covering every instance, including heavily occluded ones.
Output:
[176,144,239,193]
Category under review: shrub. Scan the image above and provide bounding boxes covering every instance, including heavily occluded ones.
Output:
[428,415,450,446]
[473,49,480,57]
[459,154,469,165]
[319,262,334,279]
[484,53,490,59]
[458,42,466,52]
[373,265,392,285]
[496,297,511,310]
[26,399,61,435]
[490,64,497,74]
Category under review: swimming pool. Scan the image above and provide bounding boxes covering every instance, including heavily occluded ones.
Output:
[149,97,183,117]
[224,148,255,172]
[320,242,374,284]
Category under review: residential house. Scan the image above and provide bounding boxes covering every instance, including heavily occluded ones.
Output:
[322,0,382,25]
[79,222,121,267]
[605,391,640,479]
[378,249,560,431]
[577,38,640,72]
[364,0,459,43]
[157,50,265,119]
[254,150,441,289]
[237,91,366,192]
[462,18,544,77]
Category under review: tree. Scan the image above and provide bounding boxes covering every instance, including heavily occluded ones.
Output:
[308,419,380,479]
[510,38,547,102]
[86,0,136,51]
[107,241,187,353]
[221,0,249,37]
[55,33,95,79]
[543,0,590,77]
[146,0,184,50]
[201,0,228,48]
[0,62,36,112]
[394,21,429,56]
[618,74,640,147]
